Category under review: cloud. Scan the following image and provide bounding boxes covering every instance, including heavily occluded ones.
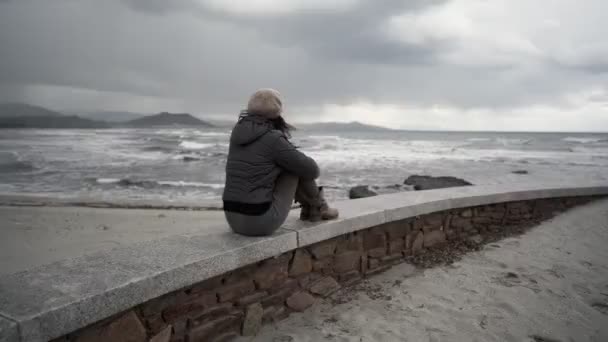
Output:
[0,0,606,130]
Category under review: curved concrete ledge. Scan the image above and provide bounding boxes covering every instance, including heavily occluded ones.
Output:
[291,182,608,247]
[0,182,607,342]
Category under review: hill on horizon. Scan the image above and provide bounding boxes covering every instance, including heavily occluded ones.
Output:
[0,103,65,118]
[0,103,111,128]
[125,112,214,127]
[0,115,109,129]
[297,121,395,132]
[79,111,147,123]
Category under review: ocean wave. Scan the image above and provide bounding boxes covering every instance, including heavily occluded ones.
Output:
[563,136,608,144]
[94,178,224,189]
[96,178,121,184]
[172,151,227,162]
[157,180,224,189]
[466,138,491,142]
[142,145,174,153]
[0,151,36,173]
[566,162,599,167]
[496,138,533,146]
[194,131,230,137]
[179,141,214,150]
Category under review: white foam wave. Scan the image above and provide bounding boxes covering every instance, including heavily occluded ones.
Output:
[467,138,491,142]
[95,178,223,189]
[194,131,230,137]
[179,141,214,150]
[496,138,533,146]
[96,178,121,184]
[157,181,224,189]
[563,137,607,144]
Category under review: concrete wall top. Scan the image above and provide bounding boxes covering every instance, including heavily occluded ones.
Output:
[1,182,607,341]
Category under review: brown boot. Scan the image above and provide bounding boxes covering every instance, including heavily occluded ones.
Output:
[299,204,311,220]
[306,187,339,222]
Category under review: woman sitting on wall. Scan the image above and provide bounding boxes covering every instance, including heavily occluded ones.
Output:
[223,88,339,236]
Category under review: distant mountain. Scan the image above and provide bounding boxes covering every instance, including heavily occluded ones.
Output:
[0,103,64,118]
[125,112,214,127]
[298,121,394,132]
[205,119,236,128]
[80,111,147,123]
[0,115,109,129]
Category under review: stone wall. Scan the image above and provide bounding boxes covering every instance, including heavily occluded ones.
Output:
[53,196,599,342]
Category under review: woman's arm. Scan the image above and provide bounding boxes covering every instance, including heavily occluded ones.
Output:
[272,135,320,180]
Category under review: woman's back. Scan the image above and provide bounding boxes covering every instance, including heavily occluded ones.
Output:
[222,89,338,237]
[223,114,319,206]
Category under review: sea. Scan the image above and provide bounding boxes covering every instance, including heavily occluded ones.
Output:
[0,128,607,204]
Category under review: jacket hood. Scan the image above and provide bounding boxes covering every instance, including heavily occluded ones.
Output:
[230,115,274,145]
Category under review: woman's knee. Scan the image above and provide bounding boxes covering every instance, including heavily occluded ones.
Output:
[275,173,299,192]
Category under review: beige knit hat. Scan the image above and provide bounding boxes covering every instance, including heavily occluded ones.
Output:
[247,88,283,119]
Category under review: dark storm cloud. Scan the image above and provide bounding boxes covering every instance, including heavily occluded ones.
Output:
[0,0,448,113]
[122,0,200,14]
[121,0,446,65]
[236,1,444,65]
[0,0,606,129]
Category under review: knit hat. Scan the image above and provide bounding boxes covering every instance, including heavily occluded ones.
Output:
[247,88,283,119]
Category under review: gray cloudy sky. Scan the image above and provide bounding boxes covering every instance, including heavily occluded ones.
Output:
[0,0,607,131]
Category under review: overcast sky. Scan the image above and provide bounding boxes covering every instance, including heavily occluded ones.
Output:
[0,0,607,131]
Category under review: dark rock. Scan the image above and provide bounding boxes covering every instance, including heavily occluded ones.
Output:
[242,303,263,336]
[149,326,172,342]
[423,230,446,248]
[511,170,529,175]
[309,277,340,297]
[187,315,240,342]
[216,279,255,302]
[182,156,200,162]
[308,240,337,259]
[349,185,378,199]
[468,235,483,245]
[404,175,472,191]
[286,292,315,311]
[289,250,312,277]
[385,184,404,190]
[411,232,424,253]
[74,311,146,342]
[333,251,361,273]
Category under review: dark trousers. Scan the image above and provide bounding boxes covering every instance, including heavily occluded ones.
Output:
[225,174,319,236]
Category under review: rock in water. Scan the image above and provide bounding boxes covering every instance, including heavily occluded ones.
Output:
[182,156,200,162]
[511,170,529,175]
[349,185,378,199]
[404,175,472,191]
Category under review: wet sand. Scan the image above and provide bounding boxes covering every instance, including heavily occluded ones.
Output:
[240,199,608,342]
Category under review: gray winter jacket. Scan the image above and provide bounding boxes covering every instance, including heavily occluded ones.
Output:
[222,114,320,206]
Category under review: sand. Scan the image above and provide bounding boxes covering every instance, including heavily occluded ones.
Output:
[239,199,608,342]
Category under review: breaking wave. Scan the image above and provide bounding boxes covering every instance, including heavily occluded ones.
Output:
[563,137,608,144]
[0,151,36,173]
[179,141,214,150]
[94,178,224,189]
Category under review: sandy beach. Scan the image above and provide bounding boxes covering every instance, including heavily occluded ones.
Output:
[238,198,608,342]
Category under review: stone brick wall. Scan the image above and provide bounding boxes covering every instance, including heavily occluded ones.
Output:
[54,196,599,342]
